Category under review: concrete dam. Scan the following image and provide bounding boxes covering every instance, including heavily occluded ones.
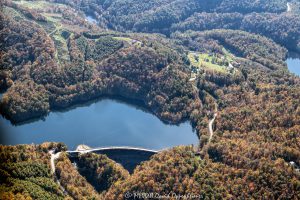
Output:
[68,146,159,173]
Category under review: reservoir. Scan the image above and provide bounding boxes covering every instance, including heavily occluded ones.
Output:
[0,99,198,150]
[287,56,300,76]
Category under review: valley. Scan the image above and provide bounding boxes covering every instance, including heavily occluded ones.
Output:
[0,0,299,199]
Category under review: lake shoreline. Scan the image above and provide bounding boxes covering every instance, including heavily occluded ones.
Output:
[286,52,300,76]
[0,98,198,150]
[1,93,193,128]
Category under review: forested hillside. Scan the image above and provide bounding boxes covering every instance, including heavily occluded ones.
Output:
[51,0,300,52]
[1,145,299,199]
[172,12,300,52]
[106,146,300,199]
[0,0,300,199]
[0,143,68,199]
[0,0,200,124]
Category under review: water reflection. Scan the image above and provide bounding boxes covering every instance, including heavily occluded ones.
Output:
[0,99,198,150]
[287,53,300,76]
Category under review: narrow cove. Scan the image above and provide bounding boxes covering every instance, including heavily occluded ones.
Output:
[287,54,300,76]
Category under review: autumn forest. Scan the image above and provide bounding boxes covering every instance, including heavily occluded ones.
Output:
[0,0,300,199]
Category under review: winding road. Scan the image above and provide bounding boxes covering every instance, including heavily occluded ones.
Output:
[208,113,217,144]
[49,150,68,195]
[50,150,61,174]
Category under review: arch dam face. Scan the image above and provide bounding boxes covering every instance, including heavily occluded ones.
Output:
[67,146,159,173]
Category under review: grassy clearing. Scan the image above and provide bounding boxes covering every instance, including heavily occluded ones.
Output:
[12,1,70,62]
[222,48,235,62]
[188,51,236,74]
[44,13,63,23]
[10,1,64,35]
[40,17,61,35]
[13,0,67,10]
[3,6,23,19]
[113,37,143,47]
[30,10,67,62]
[52,29,71,62]
[188,52,227,73]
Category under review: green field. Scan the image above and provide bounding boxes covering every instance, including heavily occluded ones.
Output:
[11,1,73,62]
[14,0,67,10]
[188,51,236,74]
[113,37,143,47]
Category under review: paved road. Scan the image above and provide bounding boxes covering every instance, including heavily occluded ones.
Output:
[208,113,217,144]
[49,150,68,195]
[49,150,61,174]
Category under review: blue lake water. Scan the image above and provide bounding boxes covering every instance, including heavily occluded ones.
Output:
[0,99,198,150]
[1,57,298,151]
[287,57,300,76]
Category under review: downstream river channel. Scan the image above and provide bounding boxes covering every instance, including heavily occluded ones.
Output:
[0,99,197,150]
